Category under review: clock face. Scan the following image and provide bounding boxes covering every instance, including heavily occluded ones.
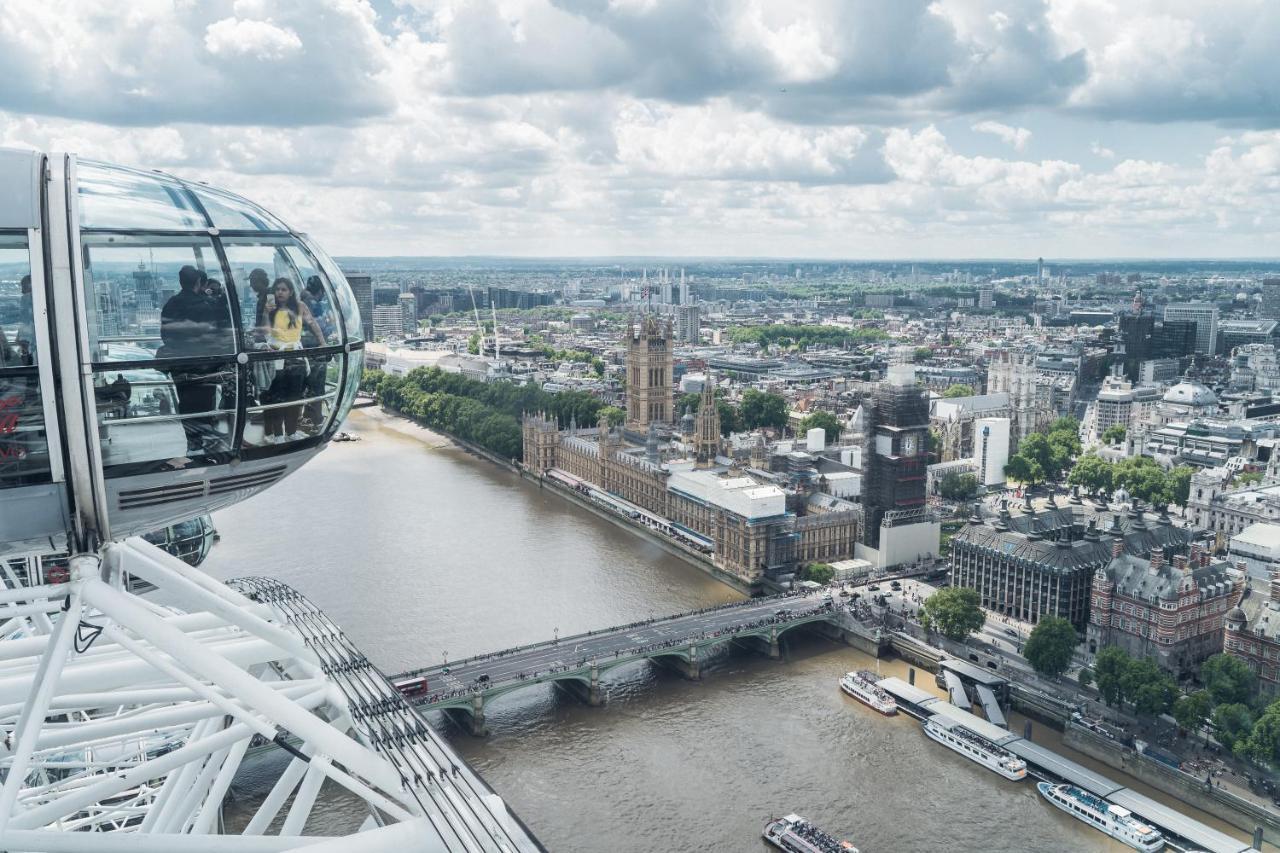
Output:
[902,435,916,455]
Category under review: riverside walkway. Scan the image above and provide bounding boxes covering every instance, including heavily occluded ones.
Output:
[390,589,881,734]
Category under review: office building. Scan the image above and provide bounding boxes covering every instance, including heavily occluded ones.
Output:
[1163,303,1218,355]
[398,292,417,337]
[951,499,1192,628]
[372,305,404,341]
[978,287,993,309]
[1261,278,1280,321]
[676,303,700,344]
[343,272,373,341]
[1091,368,1160,442]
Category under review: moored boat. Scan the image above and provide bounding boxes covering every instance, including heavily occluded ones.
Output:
[1037,782,1164,851]
[921,716,1026,780]
[839,670,897,715]
[763,814,859,853]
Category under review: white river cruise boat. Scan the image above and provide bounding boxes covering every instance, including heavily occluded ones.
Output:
[763,814,859,853]
[922,717,1027,780]
[839,670,897,715]
[1037,782,1164,851]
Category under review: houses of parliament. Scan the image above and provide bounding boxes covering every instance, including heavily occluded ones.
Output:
[522,316,861,587]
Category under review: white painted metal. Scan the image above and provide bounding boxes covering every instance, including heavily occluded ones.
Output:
[0,541,539,852]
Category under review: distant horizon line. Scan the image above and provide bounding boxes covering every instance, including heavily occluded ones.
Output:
[332,254,1280,264]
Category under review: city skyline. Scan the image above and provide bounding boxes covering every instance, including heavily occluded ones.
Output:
[4,2,1280,259]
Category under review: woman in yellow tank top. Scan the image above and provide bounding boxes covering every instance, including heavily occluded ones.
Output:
[262,278,325,442]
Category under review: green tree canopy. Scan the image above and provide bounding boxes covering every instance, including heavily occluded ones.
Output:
[939,471,979,502]
[799,562,835,585]
[1113,456,1172,506]
[1237,699,1280,767]
[1236,471,1264,487]
[739,389,788,431]
[1023,616,1078,678]
[717,400,741,437]
[1200,653,1256,706]
[920,587,985,641]
[913,346,933,363]
[1123,658,1178,716]
[1068,452,1114,495]
[798,410,843,443]
[1094,646,1130,706]
[942,384,974,398]
[1005,453,1044,486]
[1169,466,1194,507]
[1173,690,1213,736]
[1077,667,1094,689]
[678,392,702,414]
[1213,703,1256,750]
[1102,424,1127,445]
[599,406,625,427]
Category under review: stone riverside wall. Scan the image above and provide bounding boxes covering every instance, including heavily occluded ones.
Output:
[1063,723,1280,846]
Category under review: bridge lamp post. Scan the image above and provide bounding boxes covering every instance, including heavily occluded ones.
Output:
[443,650,448,666]
[553,627,559,644]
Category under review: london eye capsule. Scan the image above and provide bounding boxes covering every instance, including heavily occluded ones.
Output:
[0,148,365,555]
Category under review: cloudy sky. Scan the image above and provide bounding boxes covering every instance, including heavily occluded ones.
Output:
[3,0,1279,259]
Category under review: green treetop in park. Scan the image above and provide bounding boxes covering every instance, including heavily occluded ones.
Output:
[1023,616,1078,678]
[920,587,985,641]
[1102,424,1126,445]
[739,389,788,431]
[942,384,974,398]
[798,410,842,443]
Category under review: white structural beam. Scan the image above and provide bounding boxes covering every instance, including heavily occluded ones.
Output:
[0,589,81,829]
[80,579,405,798]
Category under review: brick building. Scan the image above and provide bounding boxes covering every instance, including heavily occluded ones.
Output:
[1088,542,1243,675]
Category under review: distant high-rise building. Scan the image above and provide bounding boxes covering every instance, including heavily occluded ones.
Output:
[1261,278,1280,320]
[676,304,700,344]
[398,292,417,337]
[1036,257,1044,284]
[373,286,400,307]
[343,272,373,341]
[371,305,402,341]
[978,287,993,309]
[626,315,673,429]
[1163,303,1218,354]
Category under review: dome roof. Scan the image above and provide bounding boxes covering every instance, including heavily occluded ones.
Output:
[1163,381,1217,407]
[1226,605,1247,626]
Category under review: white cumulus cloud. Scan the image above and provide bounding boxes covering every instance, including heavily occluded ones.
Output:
[204,17,303,60]
[972,120,1032,150]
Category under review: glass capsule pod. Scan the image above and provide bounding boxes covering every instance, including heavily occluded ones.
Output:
[0,149,364,555]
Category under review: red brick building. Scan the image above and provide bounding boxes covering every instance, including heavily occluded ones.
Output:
[1089,541,1244,676]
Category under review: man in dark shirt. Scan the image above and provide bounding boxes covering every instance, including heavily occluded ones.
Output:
[160,265,227,455]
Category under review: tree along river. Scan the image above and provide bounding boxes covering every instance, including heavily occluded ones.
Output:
[203,409,1263,852]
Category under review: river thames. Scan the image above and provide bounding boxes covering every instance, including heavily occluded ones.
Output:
[203,409,1262,853]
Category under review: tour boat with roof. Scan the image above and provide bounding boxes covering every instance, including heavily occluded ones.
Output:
[763,814,858,853]
[922,716,1026,780]
[839,670,897,715]
[1037,782,1164,851]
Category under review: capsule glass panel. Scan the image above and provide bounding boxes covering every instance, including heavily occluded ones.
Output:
[0,235,50,488]
[93,362,236,472]
[188,184,288,232]
[221,238,340,350]
[303,240,364,343]
[81,235,236,363]
[244,353,323,447]
[78,161,207,230]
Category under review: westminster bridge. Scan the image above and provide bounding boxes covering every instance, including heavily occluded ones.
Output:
[390,589,886,734]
